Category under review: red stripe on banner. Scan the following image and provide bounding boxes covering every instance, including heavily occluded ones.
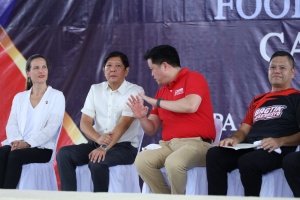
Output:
[0,45,26,144]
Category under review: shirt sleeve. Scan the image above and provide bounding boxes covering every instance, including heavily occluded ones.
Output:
[5,94,23,144]
[81,85,96,118]
[242,98,255,126]
[185,72,209,98]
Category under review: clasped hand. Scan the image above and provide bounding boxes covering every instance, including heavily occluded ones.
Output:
[91,132,113,162]
[96,132,113,146]
[11,140,30,151]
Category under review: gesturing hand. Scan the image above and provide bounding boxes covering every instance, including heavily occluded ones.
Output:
[127,95,149,119]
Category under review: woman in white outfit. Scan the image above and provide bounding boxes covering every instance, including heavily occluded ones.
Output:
[0,54,65,189]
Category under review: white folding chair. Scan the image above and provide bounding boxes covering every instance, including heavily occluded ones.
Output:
[227,168,293,197]
[212,118,222,146]
[76,128,144,193]
[142,118,223,195]
[17,124,62,190]
[227,146,300,197]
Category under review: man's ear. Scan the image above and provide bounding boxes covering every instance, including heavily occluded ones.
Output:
[162,62,168,71]
[125,67,130,76]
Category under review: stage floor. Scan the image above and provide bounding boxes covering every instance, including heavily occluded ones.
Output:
[0,189,295,200]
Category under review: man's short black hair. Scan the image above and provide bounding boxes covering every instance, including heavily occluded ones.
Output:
[103,51,129,68]
[143,45,181,67]
[270,51,295,68]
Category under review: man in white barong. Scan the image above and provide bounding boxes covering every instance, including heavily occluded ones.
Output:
[56,51,144,192]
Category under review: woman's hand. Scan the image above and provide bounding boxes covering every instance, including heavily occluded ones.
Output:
[11,140,30,151]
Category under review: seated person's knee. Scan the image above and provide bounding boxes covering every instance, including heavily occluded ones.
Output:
[134,152,146,171]
[165,157,183,173]
[56,146,70,160]
[206,147,222,164]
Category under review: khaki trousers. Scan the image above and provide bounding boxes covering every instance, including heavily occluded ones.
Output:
[135,137,211,194]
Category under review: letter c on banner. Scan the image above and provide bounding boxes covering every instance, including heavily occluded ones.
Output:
[260,32,284,62]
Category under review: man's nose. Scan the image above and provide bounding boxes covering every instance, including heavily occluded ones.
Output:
[274,67,281,73]
[110,65,117,71]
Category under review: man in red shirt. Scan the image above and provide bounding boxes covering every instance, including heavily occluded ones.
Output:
[127,45,215,194]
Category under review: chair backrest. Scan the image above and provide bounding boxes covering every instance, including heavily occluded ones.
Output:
[137,125,144,153]
[49,124,63,162]
[212,118,223,146]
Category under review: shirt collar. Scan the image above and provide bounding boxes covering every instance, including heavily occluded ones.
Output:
[164,67,189,89]
[104,80,128,94]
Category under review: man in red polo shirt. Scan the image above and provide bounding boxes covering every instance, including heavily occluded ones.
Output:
[127,45,215,194]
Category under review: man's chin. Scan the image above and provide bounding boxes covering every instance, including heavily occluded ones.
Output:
[156,80,162,86]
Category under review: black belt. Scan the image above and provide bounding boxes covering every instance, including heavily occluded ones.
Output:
[202,138,212,144]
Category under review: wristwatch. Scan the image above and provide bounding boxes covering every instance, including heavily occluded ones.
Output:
[156,98,163,108]
[100,145,108,151]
